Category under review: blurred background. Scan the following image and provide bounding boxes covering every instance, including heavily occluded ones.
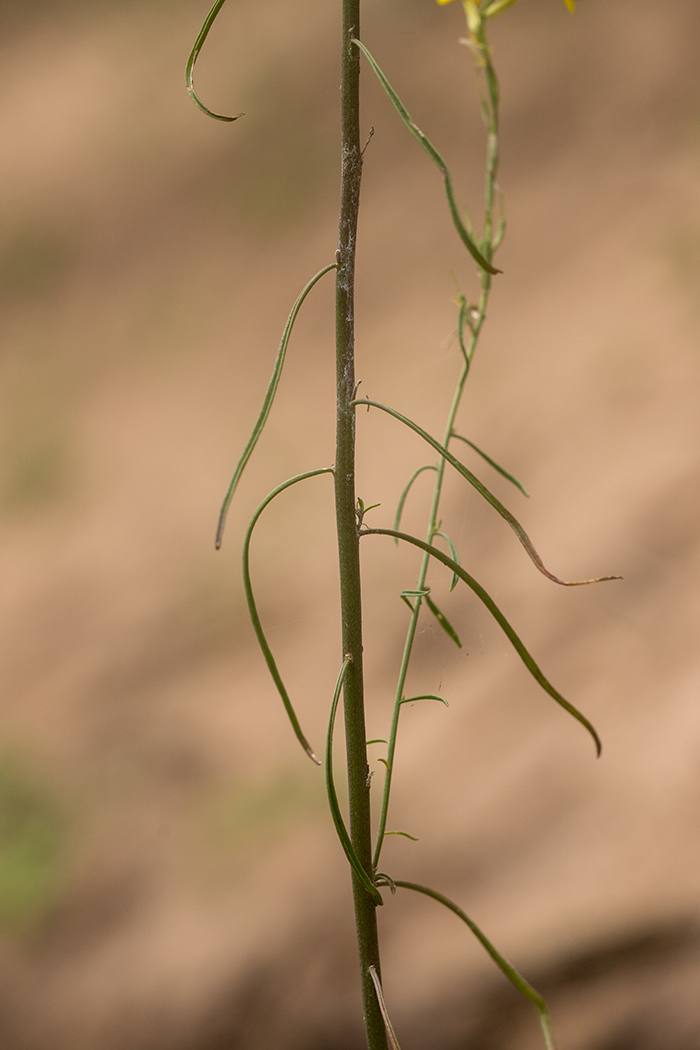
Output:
[0,0,699,1046]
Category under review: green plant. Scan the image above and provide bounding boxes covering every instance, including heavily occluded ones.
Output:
[186,1,618,1047]
[0,756,65,930]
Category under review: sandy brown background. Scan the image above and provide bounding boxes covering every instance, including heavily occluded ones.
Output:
[0,0,699,1047]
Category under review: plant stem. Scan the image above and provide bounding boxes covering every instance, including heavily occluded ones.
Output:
[335,2,388,1048]
[373,11,500,869]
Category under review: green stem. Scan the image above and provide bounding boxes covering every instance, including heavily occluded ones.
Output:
[372,11,500,869]
[336,3,388,1048]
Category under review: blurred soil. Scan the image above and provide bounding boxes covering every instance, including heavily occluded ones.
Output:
[0,0,699,1047]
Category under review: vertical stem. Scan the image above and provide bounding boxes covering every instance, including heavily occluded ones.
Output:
[335,4,388,1049]
[373,9,500,870]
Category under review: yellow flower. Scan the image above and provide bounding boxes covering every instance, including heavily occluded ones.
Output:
[437,0,577,11]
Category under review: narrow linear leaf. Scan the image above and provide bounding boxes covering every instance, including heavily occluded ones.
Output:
[367,739,389,746]
[425,595,463,648]
[326,658,384,906]
[216,263,336,548]
[400,694,448,707]
[385,830,419,841]
[352,39,499,277]
[451,433,529,497]
[186,0,244,121]
[434,530,461,591]
[394,465,438,542]
[358,498,381,517]
[394,882,557,1050]
[368,966,403,1050]
[353,398,621,588]
[243,468,334,763]
[361,528,602,756]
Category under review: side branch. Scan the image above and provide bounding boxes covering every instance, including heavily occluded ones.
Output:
[353,398,621,587]
[360,527,602,756]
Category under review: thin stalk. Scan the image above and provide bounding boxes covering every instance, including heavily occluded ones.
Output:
[373,12,500,869]
[335,3,388,1048]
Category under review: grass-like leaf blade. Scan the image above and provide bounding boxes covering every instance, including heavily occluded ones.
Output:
[326,658,384,906]
[352,40,500,276]
[425,595,463,648]
[451,433,529,497]
[186,0,244,121]
[216,263,336,547]
[361,527,602,756]
[394,465,437,542]
[353,398,621,587]
[243,468,334,763]
[394,881,557,1050]
[434,530,461,590]
[399,694,448,707]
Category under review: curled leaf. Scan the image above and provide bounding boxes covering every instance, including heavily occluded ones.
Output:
[374,872,397,894]
[243,468,334,763]
[433,530,461,590]
[400,694,449,707]
[394,465,438,541]
[186,0,244,121]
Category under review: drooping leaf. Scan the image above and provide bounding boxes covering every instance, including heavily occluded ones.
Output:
[243,468,334,763]
[216,263,336,548]
[394,465,438,541]
[353,398,621,588]
[451,433,529,497]
[326,658,384,906]
[186,0,244,121]
[433,530,461,590]
[394,881,557,1050]
[360,527,602,756]
[352,40,499,276]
